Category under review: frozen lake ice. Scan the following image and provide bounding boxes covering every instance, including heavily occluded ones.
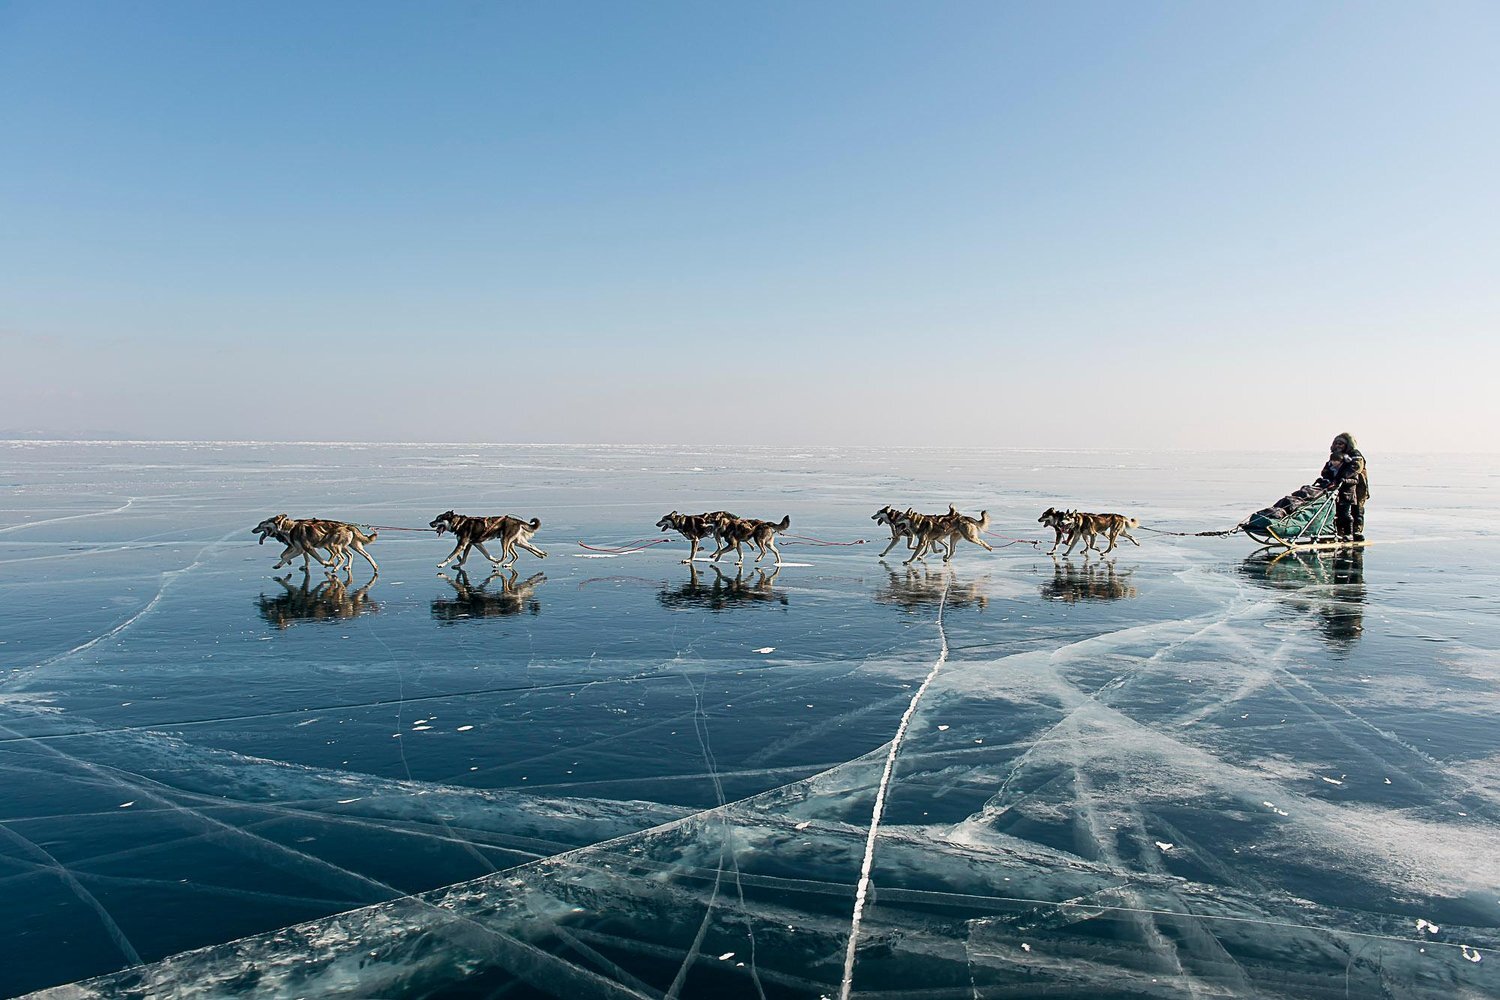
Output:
[2,442,1497,998]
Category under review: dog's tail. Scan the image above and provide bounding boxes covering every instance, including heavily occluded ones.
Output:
[975,510,990,531]
[528,517,542,531]
[774,514,791,532]
[352,528,378,544]
[1125,517,1139,529]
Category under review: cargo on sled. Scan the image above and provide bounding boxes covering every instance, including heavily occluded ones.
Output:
[1241,484,1361,550]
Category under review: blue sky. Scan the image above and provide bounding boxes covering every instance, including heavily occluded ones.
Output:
[2,1,1496,449]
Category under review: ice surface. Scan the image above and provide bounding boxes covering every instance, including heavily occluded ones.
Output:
[2,442,1497,998]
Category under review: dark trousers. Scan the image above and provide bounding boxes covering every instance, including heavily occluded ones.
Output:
[1336,496,1365,538]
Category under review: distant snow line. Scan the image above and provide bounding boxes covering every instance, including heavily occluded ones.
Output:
[839,574,951,1000]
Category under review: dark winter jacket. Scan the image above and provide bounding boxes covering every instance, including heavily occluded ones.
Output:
[1315,433,1369,502]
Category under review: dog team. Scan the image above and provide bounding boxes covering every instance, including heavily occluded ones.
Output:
[252,503,1140,575]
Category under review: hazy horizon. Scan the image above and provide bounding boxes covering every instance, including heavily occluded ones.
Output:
[4,2,1497,452]
[5,437,1498,460]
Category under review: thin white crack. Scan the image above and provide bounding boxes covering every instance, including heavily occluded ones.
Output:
[839,571,951,1000]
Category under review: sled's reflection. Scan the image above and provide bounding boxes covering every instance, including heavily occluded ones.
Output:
[657,563,787,612]
[873,567,989,612]
[431,569,545,621]
[1040,557,1138,603]
[1241,548,1365,648]
[257,572,378,628]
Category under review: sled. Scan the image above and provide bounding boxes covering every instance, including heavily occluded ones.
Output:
[1241,488,1363,550]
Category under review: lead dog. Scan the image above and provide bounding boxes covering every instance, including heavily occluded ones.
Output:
[655,510,740,563]
[254,515,379,574]
[710,514,791,565]
[429,511,547,568]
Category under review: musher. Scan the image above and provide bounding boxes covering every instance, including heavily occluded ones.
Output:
[1313,433,1369,542]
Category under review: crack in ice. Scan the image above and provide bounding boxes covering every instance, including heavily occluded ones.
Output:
[839,571,951,1000]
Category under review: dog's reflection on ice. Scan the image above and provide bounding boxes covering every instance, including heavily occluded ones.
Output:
[657,563,787,612]
[431,569,546,621]
[873,567,989,612]
[257,572,379,628]
[1040,557,1138,603]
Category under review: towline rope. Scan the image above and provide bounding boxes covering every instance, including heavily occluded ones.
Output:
[981,528,1044,549]
[783,533,867,547]
[1136,524,1243,538]
[577,537,675,554]
[358,523,437,533]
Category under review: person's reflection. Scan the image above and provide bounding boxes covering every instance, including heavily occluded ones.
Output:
[257,572,378,629]
[431,569,545,622]
[1240,548,1365,648]
[657,563,787,612]
[1040,557,1138,603]
[874,567,988,613]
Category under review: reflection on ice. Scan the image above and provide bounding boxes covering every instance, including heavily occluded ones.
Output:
[430,569,545,621]
[1241,548,1366,648]
[256,572,379,629]
[656,564,788,613]
[873,567,989,612]
[1040,557,1138,603]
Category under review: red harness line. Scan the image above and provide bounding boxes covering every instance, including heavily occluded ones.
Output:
[981,528,1044,549]
[577,538,675,554]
